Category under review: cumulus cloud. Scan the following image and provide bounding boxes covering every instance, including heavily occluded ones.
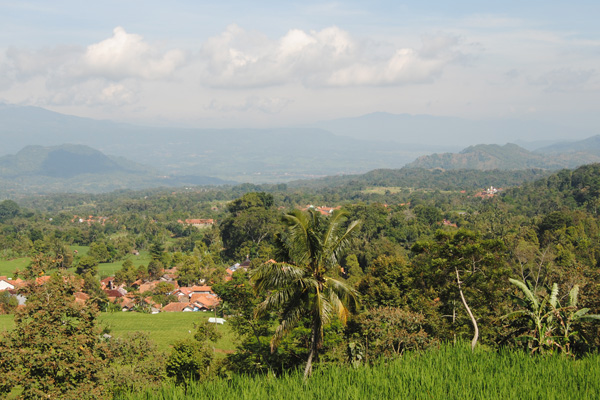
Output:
[80,27,185,80]
[0,25,461,109]
[199,25,461,88]
[0,27,185,107]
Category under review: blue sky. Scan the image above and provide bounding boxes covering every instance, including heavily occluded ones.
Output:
[0,1,599,134]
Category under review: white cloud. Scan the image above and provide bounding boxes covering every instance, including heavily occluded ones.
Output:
[199,25,461,88]
[80,27,185,80]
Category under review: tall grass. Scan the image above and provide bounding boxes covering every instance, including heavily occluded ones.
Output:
[118,343,600,399]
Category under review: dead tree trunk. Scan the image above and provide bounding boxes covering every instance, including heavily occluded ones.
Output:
[456,268,479,351]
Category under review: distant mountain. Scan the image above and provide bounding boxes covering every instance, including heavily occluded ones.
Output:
[405,143,600,170]
[0,104,440,182]
[535,135,600,156]
[0,144,231,195]
[289,166,551,191]
[310,112,595,147]
[0,144,144,178]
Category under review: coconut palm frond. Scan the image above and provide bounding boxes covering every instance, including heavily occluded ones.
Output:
[252,262,306,292]
[271,306,304,351]
[324,276,359,311]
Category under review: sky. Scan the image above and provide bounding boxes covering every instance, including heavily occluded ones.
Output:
[0,0,599,131]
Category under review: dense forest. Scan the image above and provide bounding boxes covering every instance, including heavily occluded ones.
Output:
[1,164,599,398]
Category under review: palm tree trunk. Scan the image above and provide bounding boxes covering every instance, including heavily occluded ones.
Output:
[456,268,479,351]
[303,322,319,380]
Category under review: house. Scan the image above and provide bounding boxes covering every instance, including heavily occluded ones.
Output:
[301,205,342,216]
[177,219,215,229]
[190,293,219,310]
[0,276,15,291]
[101,276,115,290]
[162,302,199,312]
[104,289,125,302]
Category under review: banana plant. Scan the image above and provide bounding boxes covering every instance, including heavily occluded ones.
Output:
[503,278,600,355]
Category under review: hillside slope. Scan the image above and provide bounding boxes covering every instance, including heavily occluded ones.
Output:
[405,143,600,170]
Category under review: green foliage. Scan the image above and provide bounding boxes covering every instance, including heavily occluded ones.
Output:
[349,307,437,364]
[76,255,99,276]
[0,273,108,399]
[0,200,19,222]
[103,332,166,397]
[166,337,214,385]
[220,192,281,260]
[0,291,18,314]
[253,209,360,378]
[503,278,600,355]
[117,344,600,400]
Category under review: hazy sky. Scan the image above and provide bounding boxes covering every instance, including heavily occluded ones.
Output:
[1,1,599,129]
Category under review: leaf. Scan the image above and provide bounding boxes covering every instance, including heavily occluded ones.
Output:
[509,278,539,311]
[569,285,579,308]
[549,283,559,309]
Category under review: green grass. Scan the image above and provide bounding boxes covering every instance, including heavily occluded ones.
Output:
[0,312,236,355]
[95,251,152,278]
[0,257,29,277]
[119,343,600,399]
[0,246,151,279]
[98,312,236,354]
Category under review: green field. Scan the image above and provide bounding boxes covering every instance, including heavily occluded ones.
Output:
[119,343,600,399]
[0,257,29,277]
[98,312,236,353]
[0,312,236,354]
[0,246,152,279]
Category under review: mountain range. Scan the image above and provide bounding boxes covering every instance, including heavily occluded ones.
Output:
[406,142,600,170]
[1,103,600,194]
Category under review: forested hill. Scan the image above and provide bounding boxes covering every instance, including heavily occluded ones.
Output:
[0,144,231,195]
[289,166,551,191]
[501,163,600,213]
[0,144,146,178]
[405,143,600,170]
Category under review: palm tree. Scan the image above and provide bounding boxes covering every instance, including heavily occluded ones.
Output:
[252,209,360,379]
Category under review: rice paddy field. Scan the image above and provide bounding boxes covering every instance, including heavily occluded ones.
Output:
[0,246,152,279]
[98,312,237,353]
[0,312,237,354]
[119,344,600,400]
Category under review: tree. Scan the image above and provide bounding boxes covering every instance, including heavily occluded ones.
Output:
[220,192,281,260]
[76,255,99,276]
[0,273,108,399]
[253,209,360,379]
[166,322,220,386]
[0,200,19,222]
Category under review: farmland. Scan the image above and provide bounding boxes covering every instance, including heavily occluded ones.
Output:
[118,343,600,399]
[0,312,236,354]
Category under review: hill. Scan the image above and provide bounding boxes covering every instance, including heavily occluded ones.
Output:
[535,135,600,156]
[405,143,600,170]
[289,166,551,191]
[0,144,231,195]
[0,104,437,183]
[310,112,594,147]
